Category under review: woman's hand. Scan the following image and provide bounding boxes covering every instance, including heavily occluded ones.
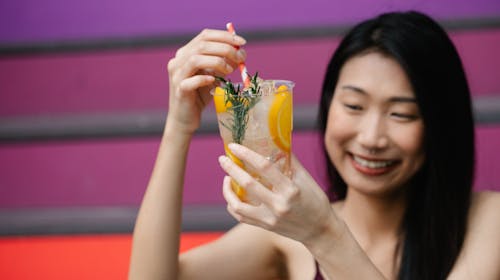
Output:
[166,29,247,135]
[219,143,338,245]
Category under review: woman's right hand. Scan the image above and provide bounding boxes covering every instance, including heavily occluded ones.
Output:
[166,29,247,135]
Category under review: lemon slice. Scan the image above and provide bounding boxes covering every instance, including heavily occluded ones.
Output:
[268,85,293,152]
[213,87,232,113]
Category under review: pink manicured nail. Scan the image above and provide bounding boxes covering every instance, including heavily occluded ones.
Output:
[218,155,228,164]
[227,143,240,153]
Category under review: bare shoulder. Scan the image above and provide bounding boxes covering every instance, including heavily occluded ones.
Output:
[472,190,500,206]
[179,223,285,279]
[449,191,500,279]
[468,191,500,227]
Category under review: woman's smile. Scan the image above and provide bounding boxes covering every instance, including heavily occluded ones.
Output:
[349,153,400,176]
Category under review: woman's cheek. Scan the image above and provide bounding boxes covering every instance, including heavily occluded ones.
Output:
[324,107,354,157]
[390,121,424,156]
[327,107,355,140]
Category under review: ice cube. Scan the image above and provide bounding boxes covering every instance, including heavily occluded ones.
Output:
[259,80,274,98]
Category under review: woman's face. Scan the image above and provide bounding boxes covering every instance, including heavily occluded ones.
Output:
[324,51,425,197]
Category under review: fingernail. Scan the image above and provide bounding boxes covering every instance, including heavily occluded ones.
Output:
[218,155,229,164]
[206,75,215,82]
[228,143,240,153]
[226,64,233,72]
[237,49,246,61]
[234,35,246,45]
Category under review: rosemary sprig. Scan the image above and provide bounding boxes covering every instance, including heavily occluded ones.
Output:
[216,73,261,144]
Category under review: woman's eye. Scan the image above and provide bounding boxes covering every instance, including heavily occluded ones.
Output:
[344,104,363,111]
[391,112,418,120]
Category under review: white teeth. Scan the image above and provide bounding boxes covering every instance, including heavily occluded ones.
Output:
[353,155,395,169]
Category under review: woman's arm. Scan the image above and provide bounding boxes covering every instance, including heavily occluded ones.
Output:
[179,223,285,279]
[128,29,247,279]
[128,122,191,279]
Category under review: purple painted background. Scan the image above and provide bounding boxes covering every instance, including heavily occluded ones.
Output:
[1,30,500,117]
[0,127,499,208]
[1,0,500,43]
[1,1,500,209]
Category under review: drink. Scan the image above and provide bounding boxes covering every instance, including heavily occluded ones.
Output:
[213,77,294,201]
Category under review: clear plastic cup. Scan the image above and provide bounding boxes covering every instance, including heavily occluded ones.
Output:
[212,79,294,201]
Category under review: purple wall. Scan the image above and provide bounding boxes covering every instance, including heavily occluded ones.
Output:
[2,29,500,117]
[1,0,500,43]
[1,32,500,208]
[0,128,499,208]
[1,1,500,209]
[2,28,500,207]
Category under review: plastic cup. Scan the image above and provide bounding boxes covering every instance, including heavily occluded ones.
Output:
[212,79,295,201]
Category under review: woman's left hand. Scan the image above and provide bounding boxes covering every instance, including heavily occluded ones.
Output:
[219,143,337,244]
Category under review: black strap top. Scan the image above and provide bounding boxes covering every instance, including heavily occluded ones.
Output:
[314,260,324,280]
[314,193,334,280]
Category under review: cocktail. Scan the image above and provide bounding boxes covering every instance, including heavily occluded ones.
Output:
[212,74,294,201]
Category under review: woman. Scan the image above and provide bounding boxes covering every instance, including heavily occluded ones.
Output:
[129,11,500,279]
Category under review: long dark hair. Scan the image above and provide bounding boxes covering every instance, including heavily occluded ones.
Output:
[317,11,474,279]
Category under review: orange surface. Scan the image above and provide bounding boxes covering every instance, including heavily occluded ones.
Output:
[0,232,223,280]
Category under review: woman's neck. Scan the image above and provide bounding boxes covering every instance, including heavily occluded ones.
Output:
[336,188,407,247]
[334,188,407,278]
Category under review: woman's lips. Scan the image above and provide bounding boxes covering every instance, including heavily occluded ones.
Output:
[349,153,399,176]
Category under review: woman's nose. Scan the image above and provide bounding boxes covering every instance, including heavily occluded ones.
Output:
[357,115,389,150]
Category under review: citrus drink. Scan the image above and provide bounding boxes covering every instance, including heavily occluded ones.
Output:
[213,80,294,201]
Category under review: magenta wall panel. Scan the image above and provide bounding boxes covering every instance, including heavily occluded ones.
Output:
[0,49,171,117]
[0,137,155,208]
[454,29,500,96]
[0,127,499,208]
[0,132,324,207]
[475,126,500,190]
[1,29,500,117]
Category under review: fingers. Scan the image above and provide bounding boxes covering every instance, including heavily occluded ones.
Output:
[196,41,247,65]
[222,176,262,225]
[226,143,292,194]
[219,144,302,222]
[222,176,246,221]
[218,155,275,205]
[176,54,234,81]
[169,29,247,93]
[175,29,246,71]
[178,75,215,94]
[222,176,278,229]
[173,44,245,76]
[191,29,246,50]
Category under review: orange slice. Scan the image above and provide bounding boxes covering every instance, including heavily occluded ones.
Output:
[224,144,244,168]
[231,180,247,202]
[213,87,232,113]
[268,85,293,152]
[223,143,246,201]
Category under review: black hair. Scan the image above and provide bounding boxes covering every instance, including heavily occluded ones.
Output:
[317,11,474,279]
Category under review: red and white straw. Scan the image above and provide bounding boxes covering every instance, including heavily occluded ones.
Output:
[226,22,250,88]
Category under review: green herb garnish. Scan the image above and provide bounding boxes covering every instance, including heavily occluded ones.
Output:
[216,72,261,144]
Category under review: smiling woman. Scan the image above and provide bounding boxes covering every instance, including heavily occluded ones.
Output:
[129,11,500,280]
[316,11,489,279]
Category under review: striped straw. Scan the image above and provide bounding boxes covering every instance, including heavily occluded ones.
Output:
[226,22,250,88]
